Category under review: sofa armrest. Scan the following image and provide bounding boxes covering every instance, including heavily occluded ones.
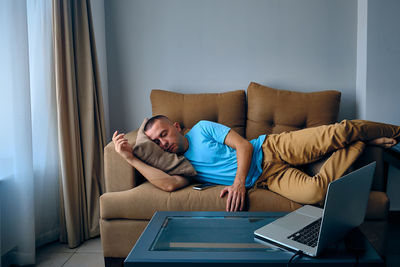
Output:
[104,130,141,192]
[353,145,385,192]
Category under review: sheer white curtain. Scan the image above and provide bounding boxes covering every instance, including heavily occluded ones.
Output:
[0,0,59,266]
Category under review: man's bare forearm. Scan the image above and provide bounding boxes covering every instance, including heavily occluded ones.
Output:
[234,141,253,185]
[224,130,253,186]
[221,129,253,211]
[126,156,189,191]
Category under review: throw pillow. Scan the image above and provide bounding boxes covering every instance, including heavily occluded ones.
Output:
[133,118,197,177]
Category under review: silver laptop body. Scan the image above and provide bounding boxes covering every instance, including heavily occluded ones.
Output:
[254,162,376,257]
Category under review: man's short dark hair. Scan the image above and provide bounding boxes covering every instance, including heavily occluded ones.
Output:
[144,115,170,132]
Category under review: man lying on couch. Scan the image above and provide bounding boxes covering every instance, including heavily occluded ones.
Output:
[112,115,400,212]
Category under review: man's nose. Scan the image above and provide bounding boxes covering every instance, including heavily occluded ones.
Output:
[160,139,168,149]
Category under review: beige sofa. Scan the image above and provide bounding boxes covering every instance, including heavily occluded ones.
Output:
[100,82,389,266]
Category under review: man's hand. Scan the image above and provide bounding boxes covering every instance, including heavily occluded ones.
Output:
[112,131,134,161]
[220,182,246,212]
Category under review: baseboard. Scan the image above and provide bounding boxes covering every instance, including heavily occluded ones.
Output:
[35,228,60,248]
[104,257,124,267]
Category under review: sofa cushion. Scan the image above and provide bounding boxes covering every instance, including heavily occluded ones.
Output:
[133,118,197,177]
[151,89,246,137]
[100,182,306,220]
[100,182,226,220]
[247,189,302,212]
[100,182,388,221]
[246,82,341,140]
[364,191,389,220]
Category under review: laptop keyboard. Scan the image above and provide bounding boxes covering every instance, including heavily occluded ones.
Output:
[287,218,321,248]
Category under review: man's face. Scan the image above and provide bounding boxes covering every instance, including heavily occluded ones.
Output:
[144,119,187,154]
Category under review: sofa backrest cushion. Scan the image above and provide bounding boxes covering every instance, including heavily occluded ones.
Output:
[246,82,341,140]
[150,89,247,137]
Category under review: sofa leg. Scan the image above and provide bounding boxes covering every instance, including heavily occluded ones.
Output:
[104,257,124,267]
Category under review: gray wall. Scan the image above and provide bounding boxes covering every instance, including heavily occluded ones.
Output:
[359,0,400,210]
[105,0,357,132]
[365,0,400,126]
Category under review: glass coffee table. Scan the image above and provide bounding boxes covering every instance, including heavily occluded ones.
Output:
[125,211,383,266]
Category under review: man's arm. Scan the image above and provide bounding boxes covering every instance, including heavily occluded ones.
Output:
[127,157,190,192]
[113,131,190,192]
[219,129,253,212]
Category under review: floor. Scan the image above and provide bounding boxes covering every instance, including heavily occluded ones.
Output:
[35,237,104,267]
[386,214,400,267]
[33,216,400,267]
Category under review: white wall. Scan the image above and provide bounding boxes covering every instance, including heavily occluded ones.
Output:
[105,0,357,132]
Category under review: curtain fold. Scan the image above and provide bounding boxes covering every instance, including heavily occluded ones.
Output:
[53,0,106,247]
[1,0,59,265]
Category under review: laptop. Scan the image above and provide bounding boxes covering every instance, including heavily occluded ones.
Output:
[254,162,376,257]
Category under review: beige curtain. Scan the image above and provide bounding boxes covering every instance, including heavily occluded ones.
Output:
[53,0,106,248]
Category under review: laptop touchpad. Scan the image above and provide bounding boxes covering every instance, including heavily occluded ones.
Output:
[273,212,316,232]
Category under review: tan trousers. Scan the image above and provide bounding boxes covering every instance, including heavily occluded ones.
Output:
[257,120,400,205]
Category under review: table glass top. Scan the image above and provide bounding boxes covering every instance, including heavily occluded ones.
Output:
[149,215,281,252]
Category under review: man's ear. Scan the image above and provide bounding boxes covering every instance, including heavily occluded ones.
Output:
[173,122,182,132]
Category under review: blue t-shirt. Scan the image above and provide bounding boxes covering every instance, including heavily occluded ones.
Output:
[184,120,266,188]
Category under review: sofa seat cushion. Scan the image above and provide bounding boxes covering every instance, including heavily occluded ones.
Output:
[100,182,303,220]
[100,182,226,220]
[100,182,388,221]
[99,181,340,220]
[364,191,389,220]
[248,188,302,212]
